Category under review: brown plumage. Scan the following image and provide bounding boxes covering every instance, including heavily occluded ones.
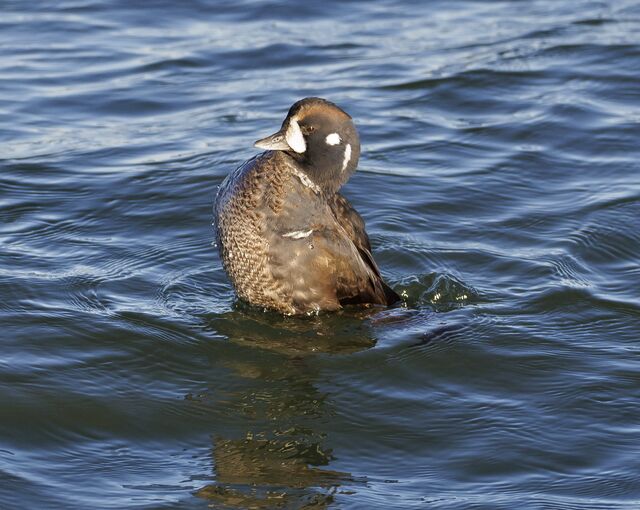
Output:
[214,97,399,315]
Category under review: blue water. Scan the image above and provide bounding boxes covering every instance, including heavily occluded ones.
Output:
[1,1,639,508]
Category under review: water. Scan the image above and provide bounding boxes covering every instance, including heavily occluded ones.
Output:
[1,0,639,508]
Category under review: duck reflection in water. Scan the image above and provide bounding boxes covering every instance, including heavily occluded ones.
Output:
[196,308,378,507]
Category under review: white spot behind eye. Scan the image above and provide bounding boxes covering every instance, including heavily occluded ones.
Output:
[285,118,306,153]
[325,132,341,145]
[342,143,352,171]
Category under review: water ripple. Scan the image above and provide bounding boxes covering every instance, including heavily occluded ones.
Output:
[2,0,640,508]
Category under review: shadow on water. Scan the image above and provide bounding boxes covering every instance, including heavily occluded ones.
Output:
[193,275,475,508]
[202,305,381,355]
[195,308,379,507]
[195,359,350,508]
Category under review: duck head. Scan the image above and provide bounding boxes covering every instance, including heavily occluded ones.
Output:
[254,97,361,194]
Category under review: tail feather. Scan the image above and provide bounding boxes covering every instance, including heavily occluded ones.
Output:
[381,280,401,305]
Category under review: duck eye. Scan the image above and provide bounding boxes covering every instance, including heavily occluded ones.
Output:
[301,125,315,135]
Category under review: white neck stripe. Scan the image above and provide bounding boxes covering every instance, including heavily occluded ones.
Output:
[342,143,352,172]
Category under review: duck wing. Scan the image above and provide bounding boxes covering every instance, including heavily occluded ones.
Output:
[328,193,400,307]
[261,161,399,313]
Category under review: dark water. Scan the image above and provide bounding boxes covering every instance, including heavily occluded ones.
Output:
[2,0,639,508]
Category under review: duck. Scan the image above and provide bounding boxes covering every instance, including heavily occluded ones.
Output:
[214,97,399,315]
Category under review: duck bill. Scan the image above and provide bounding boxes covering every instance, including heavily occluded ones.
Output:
[254,130,291,151]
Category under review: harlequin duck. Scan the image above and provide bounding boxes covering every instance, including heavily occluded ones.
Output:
[214,97,399,315]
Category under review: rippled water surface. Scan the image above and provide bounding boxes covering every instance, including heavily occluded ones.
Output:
[2,0,640,508]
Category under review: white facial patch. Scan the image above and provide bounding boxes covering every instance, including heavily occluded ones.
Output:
[325,132,341,145]
[342,143,352,172]
[285,118,306,153]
